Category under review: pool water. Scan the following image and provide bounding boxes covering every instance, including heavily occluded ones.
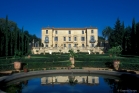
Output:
[1,74,138,93]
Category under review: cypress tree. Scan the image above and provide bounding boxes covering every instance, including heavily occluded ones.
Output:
[21,27,24,55]
[136,22,139,55]
[14,24,18,53]
[113,18,123,46]
[10,31,13,56]
[131,18,136,55]
[121,22,125,54]
[5,15,8,59]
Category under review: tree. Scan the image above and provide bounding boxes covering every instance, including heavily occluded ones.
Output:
[108,18,124,48]
[21,27,24,56]
[97,36,105,47]
[131,18,136,55]
[113,18,123,46]
[121,22,125,54]
[14,24,18,54]
[123,26,131,55]
[5,15,8,58]
[0,16,41,57]
[136,22,139,55]
[102,26,113,40]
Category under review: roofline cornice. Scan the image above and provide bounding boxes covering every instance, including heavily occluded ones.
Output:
[42,27,98,30]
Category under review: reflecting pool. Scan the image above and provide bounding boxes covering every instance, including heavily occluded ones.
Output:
[0,74,138,93]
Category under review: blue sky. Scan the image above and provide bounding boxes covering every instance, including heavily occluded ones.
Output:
[0,0,139,38]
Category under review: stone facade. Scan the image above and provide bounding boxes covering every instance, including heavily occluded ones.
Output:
[32,27,104,54]
[41,27,98,48]
[41,76,99,85]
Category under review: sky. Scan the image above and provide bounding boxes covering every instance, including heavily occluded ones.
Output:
[0,0,139,38]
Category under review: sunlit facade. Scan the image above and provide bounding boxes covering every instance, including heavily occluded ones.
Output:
[41,27,98,48]
[32,27,105,54]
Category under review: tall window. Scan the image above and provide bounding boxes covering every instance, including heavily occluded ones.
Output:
[74,37,77,41]
[55,37,58,41]
[46,44,48,47]
[55,44,57,47]
[46,30,48,34]
[69,30,71,34]
[91,30,93,33]
[45,36,49,42]
[68,44,71,48]
[91,36,94,40]
[55,30,58,34]
[82,30,84,34]
[82,44,84,47]
[91,44,94,47]
[64,44,66,47]
[69,37,71,41]
[81,37,85,41]
[63,37,66,41]
[74,44,77,47]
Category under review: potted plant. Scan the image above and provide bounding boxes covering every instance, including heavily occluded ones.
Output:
[108,46,122,70]
[13,50,22,72]
[68,49,77,68]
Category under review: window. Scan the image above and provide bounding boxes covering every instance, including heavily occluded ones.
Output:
[74,37,77,41]
[68,44,71,48]
[82,44,84,47]
[55,37,58,41]
[81,37,85,41]
[55,44,57,47]
[90,36,96,43]
[69,30,71,34]
[91,36,94,40]
[82,30,84,34]
[91,44,94,47]
[55,30,58,34]
[92,79,95,83]
[63,37,66,41]
[69,37,71,41]
[91,30,93,33]
[64,44,66,47]
[46,44,48,47]
[45,36,49,43]
[46,30,48,34]
[74,44,77,47]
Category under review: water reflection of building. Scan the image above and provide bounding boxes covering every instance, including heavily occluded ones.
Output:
[41,76,99,85]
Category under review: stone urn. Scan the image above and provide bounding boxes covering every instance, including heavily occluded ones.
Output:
[14,62,21,71]
[70,57,75,68]
[113,60,120,70]
[28,55,31,59]
[23,68,28,72]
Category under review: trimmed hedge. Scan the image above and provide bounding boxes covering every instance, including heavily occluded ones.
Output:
[0,54,139,71]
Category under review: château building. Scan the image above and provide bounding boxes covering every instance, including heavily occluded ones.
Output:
[32,27,104,54]
[41,27,98,48]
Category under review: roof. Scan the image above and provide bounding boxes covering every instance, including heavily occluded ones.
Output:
[42,27,98,30]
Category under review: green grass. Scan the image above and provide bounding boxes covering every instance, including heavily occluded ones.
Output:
[0,53,139,71]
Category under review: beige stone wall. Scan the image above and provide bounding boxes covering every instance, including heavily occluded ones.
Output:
[87,28,98,47]
[42,28,53,47]
[41,27,98,48]
[32,47,104,54]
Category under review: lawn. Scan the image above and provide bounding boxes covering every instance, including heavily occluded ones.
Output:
[0,53,139,71]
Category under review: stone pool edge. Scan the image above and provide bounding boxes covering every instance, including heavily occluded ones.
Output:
[1,69,139,83]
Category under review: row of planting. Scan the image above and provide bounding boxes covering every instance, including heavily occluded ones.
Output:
[0,57,139,71]
[0,55,139,64]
